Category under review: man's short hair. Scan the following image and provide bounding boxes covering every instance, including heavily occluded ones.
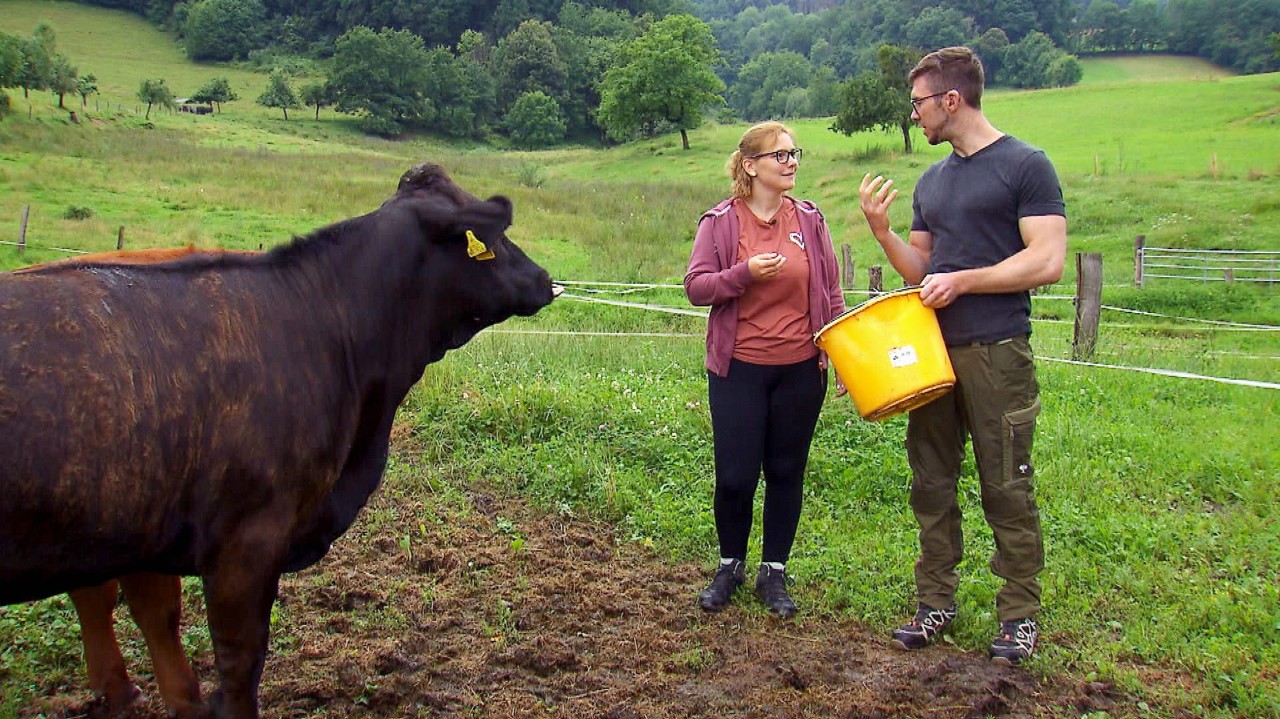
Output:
[909,46,984,109]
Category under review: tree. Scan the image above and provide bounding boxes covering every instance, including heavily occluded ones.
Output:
[299,81,334,120]
[1127,0,1167,52]
[76,73,98,109]
[190,76,238,113]
[493,20,568,111]
[17,24,56,99]
[328,26,432,136]
[182,0,266,61]
[729,51,813,120]
[413,47,496,139]
[549,26,618,139]
[904,7,974,52]
[505,90,566,148]
[969,27,1009,86]
[1001,31,1053,88]
[256,70,299,120]
[49,55,78,109]
[0,32,19,119]
[597,14,725,150]
[137,78,174,120]
[1079,0,1130,52]
[830,44,921,154]
[0,32,23,92]
[1045,54,1083,87]
[807,65,841,118]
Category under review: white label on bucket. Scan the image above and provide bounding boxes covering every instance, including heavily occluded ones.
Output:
[889,345,919,368]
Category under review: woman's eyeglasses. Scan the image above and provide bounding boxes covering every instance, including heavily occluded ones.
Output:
[750,148,803,163]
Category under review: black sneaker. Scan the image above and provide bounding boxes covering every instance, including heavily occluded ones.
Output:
[698,559,745,612]
[890,604,957,650]
[989,617,1038,666]
[754,564,797,619]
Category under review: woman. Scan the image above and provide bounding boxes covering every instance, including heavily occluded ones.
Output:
[684,121,846,618]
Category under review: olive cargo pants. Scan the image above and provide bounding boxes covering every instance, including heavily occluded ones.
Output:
[905,335,1044,622]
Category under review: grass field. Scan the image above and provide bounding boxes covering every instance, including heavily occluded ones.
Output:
[1079,53,1235,84]
[2,3,1279,717]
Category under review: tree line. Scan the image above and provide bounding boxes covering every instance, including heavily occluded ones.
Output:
[1072,0,1278,75]
[6,1,1276,147]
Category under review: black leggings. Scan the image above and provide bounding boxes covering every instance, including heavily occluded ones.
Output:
[708,356,826,564]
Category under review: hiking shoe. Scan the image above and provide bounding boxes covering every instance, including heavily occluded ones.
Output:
[754,564,797,619]
[698,559,745,612]
[989,617,1038,666]
[890,604,957,650]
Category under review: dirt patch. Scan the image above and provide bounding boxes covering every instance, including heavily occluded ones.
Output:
[22,488,1136,719]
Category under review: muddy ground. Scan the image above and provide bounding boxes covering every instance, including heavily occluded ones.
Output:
[25,486,1138,719]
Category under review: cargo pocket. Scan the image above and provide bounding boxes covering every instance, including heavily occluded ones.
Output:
[1002,397,1041,484]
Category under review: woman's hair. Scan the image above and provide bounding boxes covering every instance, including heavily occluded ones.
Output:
[727,121,796,200]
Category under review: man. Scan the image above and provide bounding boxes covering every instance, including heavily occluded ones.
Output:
[857,46,1067,665]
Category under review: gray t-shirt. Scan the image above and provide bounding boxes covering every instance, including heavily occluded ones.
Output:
[911,135,1065,345]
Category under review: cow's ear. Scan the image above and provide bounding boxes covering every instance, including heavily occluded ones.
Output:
[451,196,513,237]
[445,197,513,261]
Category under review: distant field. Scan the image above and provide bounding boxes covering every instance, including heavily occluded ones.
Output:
[1080,53,1235,84]
[1,0,295,120]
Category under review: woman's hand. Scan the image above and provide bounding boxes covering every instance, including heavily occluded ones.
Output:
[748,252,787,281]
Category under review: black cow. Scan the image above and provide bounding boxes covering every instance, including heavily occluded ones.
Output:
[0,163,558,718]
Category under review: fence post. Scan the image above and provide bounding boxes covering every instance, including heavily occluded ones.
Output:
[1133,235,1145,288]
[1073,252,1103,360]
[840,243,854,290]
[117,226,126,250]
[1224,268,1235,284]
[868,265,883,295]
[19,204,30,256]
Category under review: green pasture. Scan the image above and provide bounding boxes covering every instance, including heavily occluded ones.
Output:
[1079,53,1235,84]
[2,6,1280,716]
[1,0,328,126]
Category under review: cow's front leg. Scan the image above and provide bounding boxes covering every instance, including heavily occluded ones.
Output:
[200,528,286,719]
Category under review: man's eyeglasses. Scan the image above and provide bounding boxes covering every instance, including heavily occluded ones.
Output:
[750,148,803,163]
[910,90,954,112]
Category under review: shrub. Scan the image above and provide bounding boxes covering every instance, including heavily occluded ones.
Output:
[516,162,547,188]
[1046,55,1083,87]
[62,206,92,220]
[505,91,565,149]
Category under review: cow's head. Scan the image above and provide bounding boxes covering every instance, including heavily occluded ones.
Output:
[387,163,559,350]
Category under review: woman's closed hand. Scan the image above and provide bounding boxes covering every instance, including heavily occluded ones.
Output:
[748,252,786,281]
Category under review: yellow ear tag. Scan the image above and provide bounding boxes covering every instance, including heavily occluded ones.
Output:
[465,230,496,261]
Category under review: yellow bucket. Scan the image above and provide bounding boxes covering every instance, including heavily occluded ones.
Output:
[814,287,955,421]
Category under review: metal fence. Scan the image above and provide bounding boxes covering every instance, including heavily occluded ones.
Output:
[1135,237,1280,286]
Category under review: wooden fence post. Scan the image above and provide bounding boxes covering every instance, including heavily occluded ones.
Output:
[1133,234,1145,288]
[1073,252,1103,360]
[117,226,126,250]
[19,204,30,256]
[868,265,883,295]
[840,243,854,290]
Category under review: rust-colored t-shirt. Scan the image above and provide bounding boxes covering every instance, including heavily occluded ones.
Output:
[732,197,815,365]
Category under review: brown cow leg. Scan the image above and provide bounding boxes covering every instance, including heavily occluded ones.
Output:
[69,580,143,714]
[120,573,205,718]
[201,541,284,719]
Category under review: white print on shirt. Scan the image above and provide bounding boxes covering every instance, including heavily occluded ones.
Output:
[788,232,805,250]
